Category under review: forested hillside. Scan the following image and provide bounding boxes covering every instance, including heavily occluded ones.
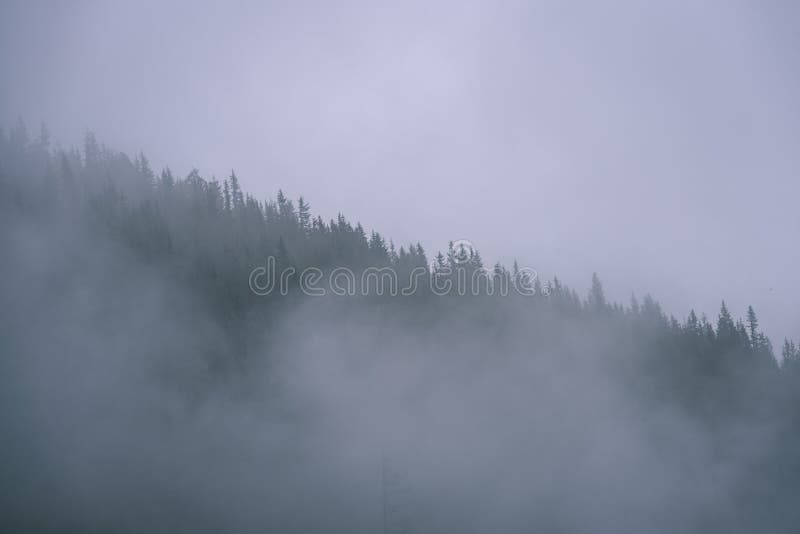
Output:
[2,121,800,533]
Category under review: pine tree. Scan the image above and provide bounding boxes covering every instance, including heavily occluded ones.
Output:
[298,196,311,232]
[415,243,427,266]
[230,171,243,209]
[588,272,606,313]
[746,305,762,353]
[223,179,232,212]
[716,301,736,345]
[160,168,175,191]
[136,152,155,188]
[471,249,483,270]
[369,231,388,262]
[783,339,799,367]
[686,310,701,337]
[434,252,447,274]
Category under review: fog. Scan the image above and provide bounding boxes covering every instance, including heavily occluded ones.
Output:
[1,0,798,342]
[2,2,800,532]
[1,204,778,532]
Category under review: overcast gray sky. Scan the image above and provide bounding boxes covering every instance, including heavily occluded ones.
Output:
[1,0,798,343]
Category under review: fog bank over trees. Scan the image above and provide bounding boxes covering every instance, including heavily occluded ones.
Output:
[2,126,800,533]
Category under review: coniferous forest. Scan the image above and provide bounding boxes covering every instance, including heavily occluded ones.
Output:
[2,122,800,533]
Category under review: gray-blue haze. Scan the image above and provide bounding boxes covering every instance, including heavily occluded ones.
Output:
[1,0,798,343]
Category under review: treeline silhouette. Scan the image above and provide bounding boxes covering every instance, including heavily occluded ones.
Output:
[2,121,796,365]
[2,120,800,531]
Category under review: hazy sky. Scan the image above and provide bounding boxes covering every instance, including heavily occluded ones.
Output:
[1,0,798,343]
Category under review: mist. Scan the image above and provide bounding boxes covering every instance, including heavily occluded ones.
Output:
[2,1,800,533]
[0,205,779,532]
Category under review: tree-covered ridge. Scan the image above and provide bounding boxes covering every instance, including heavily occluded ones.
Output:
[4,120,800,532]
[4,120,800,414]
[2,121,796,367]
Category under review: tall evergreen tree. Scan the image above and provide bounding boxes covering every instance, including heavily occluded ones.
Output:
[588,272,606,313]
